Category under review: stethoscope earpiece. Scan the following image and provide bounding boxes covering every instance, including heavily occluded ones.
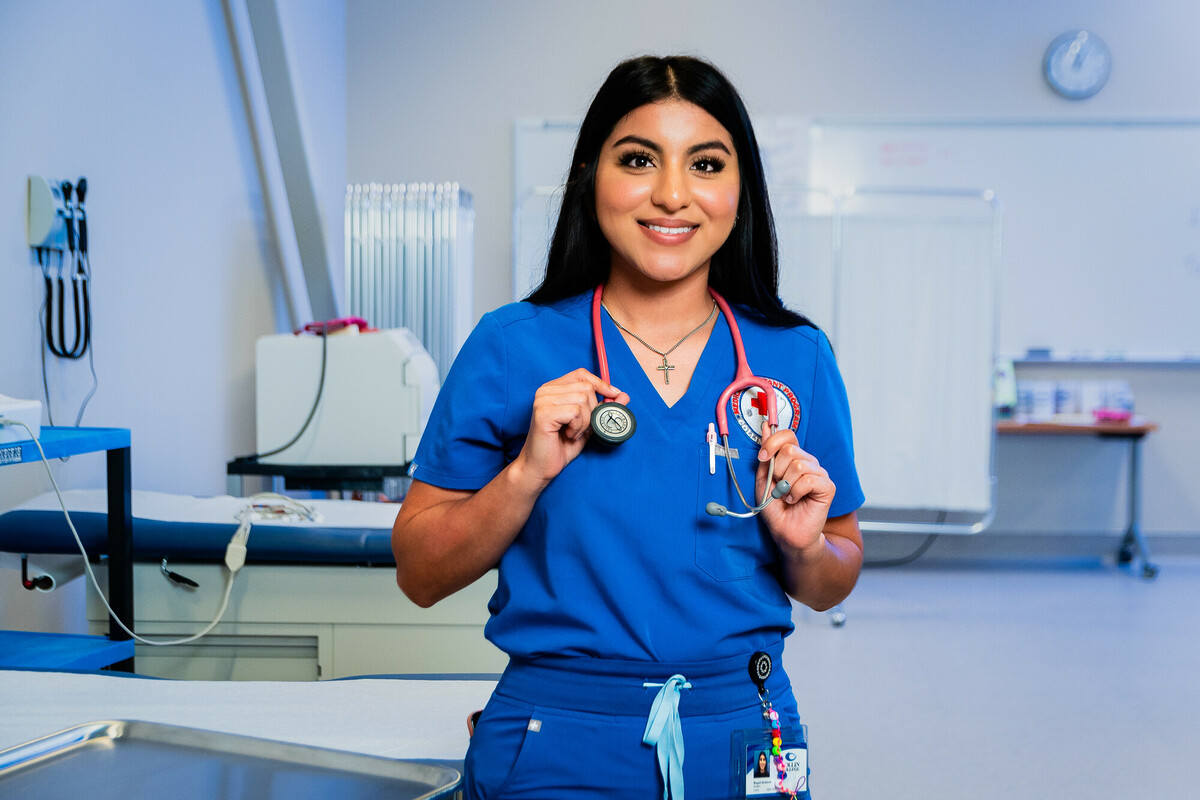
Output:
[590,400,636,445]
[705,479,790,518]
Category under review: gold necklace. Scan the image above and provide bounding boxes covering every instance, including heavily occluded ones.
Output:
[602,300,717,385]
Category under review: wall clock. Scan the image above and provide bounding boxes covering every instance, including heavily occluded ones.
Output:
[1044,30,1111,99]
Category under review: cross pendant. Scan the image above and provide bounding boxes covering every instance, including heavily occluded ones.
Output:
[657,357,674,384]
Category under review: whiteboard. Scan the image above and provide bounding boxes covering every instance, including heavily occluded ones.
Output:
[809,120,1200,360]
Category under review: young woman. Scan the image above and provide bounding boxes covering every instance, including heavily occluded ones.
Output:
[755,750,772,778]
[393,55,864,800]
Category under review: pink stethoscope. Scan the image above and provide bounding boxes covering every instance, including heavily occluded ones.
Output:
[590,284,791,518]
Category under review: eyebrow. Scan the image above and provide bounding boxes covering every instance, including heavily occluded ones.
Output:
[611,135,733,156]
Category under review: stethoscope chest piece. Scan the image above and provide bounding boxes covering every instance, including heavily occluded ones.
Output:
[590,401,636,445]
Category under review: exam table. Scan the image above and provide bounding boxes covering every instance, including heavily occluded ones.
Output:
[0,491,506,678]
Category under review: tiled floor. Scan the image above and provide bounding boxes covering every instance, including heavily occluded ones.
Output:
[784,556,1199,800]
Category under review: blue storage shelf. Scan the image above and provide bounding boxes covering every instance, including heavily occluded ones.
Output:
[0,630,135,671]
[0,426,130,464]
[2,426,135,671]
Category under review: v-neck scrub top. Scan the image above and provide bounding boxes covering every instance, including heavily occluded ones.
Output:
[409,290,865,663]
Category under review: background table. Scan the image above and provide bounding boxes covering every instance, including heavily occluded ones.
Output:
[996,418,1159,578]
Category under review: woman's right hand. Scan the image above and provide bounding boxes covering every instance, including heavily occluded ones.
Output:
[394,368,627,607]
[515,368,629,488]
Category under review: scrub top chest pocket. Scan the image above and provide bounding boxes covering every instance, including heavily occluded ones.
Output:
[694,440,775,581]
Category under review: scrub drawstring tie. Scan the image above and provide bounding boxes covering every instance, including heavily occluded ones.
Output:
[643,674,691,800]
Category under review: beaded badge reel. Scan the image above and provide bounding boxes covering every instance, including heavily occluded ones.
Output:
[747,651,806,799]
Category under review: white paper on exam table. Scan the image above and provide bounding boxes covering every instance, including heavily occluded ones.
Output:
[0,671,498,759]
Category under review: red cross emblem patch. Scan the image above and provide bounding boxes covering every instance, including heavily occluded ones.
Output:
[731,379,801,444]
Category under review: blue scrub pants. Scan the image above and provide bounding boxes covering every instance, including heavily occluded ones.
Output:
[463,641,801,800]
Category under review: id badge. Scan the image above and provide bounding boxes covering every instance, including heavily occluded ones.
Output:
[732,726,810,799]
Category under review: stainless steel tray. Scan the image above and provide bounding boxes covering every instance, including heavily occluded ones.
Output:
[0,720,461,799]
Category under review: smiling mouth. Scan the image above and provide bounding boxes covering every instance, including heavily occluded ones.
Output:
[641,222,697,235]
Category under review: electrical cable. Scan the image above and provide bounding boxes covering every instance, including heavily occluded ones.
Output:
[0,416,263,647]
[240,492,319,521]
[863,533,940,568]
[74,177,92,359]
[863,510,946,568]
[37,253,57,428]
[42,181,90,361]
[231,322,330,463]
[38,284,98,430]
[72,342,99,427]
[36,265,98,438]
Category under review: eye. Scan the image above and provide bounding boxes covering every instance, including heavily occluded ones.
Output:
[692,155,727,174]
[618,150,655,170]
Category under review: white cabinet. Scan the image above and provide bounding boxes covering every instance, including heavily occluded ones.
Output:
[88,564,505,680]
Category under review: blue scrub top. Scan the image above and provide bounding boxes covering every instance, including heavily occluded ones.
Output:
[409,291,864,663]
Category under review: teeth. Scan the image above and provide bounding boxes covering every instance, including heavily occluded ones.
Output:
[647,224,695,235]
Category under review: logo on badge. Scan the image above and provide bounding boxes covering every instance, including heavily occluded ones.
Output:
[731,380,800,444]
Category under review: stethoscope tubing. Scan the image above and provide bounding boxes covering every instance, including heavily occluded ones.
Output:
[592,284,777,432]
[591,286,614,386]
[591,284,785,517]
[708,288,777,437]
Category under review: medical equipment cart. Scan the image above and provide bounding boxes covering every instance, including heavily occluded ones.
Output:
[0,426,134,670]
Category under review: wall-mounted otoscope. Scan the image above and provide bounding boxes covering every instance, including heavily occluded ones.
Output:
[27,175,92,360]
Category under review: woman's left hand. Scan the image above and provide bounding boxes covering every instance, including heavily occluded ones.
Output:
[754,423,836,556]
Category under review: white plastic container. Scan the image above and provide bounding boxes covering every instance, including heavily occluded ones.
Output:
[1029,380,1056,422]
[255,327,439,465]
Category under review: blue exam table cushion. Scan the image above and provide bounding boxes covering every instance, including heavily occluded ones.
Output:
[0,490,399,564]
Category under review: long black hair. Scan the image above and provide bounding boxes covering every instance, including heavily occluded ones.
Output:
[525,55,813,329]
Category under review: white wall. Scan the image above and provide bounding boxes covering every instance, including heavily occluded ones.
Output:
[347,0,1200,316]
[346,0,1200,542]
[0,0,345,631]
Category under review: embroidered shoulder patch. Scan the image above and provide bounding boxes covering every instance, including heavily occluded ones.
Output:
[731,379,801,444]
